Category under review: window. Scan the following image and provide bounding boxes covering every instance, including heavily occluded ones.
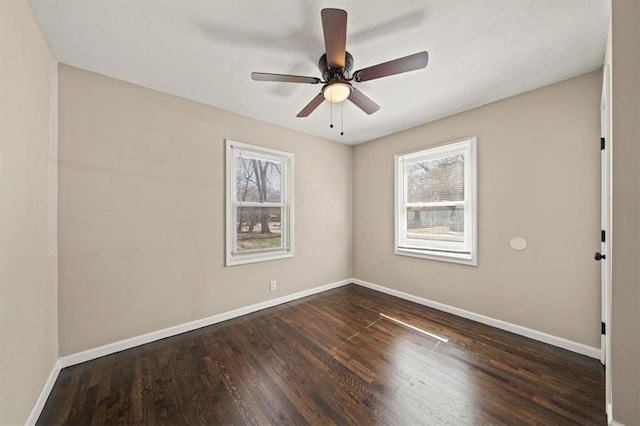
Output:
[395,137,477,265]
[226,140,293,266]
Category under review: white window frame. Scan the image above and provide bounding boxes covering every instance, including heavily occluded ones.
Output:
[225,139,294,266]
[394,137,478,266]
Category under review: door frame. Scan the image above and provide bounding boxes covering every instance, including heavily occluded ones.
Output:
[600,64,612,421]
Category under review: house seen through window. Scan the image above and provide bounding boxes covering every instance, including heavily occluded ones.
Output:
[395,137,477,265]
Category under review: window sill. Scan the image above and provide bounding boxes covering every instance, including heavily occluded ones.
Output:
[226,250,293,267]
[395,247,477,266]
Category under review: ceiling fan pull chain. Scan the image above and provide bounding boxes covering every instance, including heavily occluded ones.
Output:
[330,87,334,128]
[340,102,344,136]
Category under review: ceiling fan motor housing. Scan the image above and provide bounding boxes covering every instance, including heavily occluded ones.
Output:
[319,52,354,81]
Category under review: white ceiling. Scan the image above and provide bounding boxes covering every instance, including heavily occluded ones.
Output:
[29,1,610,145]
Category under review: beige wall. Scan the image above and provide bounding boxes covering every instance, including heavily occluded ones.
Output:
[611,0,640,424]
[353,71,602,348]
[0,1,59,424]
[0,4,628,421]
[57,65,352,355]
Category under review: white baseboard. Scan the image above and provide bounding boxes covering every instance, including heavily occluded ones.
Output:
[26,359,61,426]
[59,279,351,368]
[29,277,603,424]
[352,279,601,359]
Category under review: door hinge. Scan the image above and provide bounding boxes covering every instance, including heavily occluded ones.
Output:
[601,321,606,335]
[601,137,606,150]
[601,230,606,242]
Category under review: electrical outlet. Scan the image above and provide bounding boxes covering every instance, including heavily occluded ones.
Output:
[270,280,277,291]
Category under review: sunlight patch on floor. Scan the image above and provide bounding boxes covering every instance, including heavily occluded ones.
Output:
[379,313,449,343]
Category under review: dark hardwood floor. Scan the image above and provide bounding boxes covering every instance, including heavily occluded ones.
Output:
[38,284,605,425]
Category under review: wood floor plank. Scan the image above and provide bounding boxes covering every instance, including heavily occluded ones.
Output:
[37,284,606,425]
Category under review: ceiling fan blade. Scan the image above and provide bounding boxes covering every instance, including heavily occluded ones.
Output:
[251,72,321,84]
[297,93,325,117]
[348,87,380,115]
[353,51,429,82]
[321,8,347,69]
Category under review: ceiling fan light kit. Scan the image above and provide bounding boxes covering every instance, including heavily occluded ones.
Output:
[323,82,352,103]
[251,8,429,120]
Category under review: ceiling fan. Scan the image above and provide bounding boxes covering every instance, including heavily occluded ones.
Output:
[251,8,429,118]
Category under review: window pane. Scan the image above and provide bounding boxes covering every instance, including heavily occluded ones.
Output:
[407,154,464,203]
[227,140,294,266]
[236,155,282,203]
[405,206,465,251]
[236,206,282,251]
[395,138,476,264]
